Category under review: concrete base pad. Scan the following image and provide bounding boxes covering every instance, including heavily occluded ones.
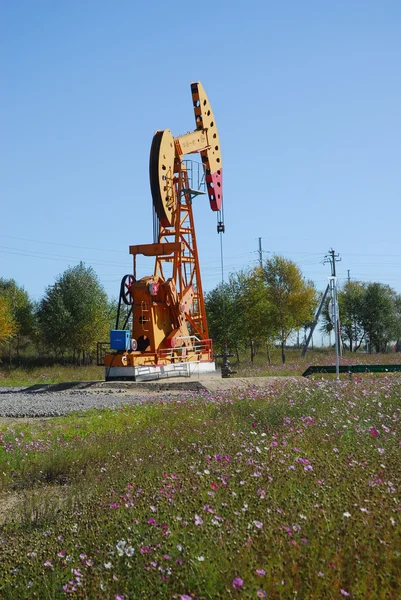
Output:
[105,361,216,382]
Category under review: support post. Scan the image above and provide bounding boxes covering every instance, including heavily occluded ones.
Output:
[301,284,330,357]
[329,276,340,380]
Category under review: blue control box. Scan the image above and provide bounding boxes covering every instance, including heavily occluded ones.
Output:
[110,330,131,351]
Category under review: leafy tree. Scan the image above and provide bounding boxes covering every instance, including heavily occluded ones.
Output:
[339,281,367,352]
[37,263,110,363]
[394,294,401,352]
[205,274,247,360]
[321,281,401,354]
[261,256,316,363]
[0,279,36,361]
[206,283,234,356]
[108,297,122,330]
[321,281,366,352]
[0,297,16,345]
[360,283,397,353]
[235,269,276,362]
[206,270,274,362]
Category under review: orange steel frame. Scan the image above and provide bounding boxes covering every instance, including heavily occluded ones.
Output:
[154,164,208,339]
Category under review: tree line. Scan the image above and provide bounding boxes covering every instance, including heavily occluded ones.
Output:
[205,256,401,362]
[321,280,401,353]
[0,263,113,365]
[205,255,317,364]
[1,256,400,366]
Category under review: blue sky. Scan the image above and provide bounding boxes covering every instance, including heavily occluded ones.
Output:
[2,0,401,305]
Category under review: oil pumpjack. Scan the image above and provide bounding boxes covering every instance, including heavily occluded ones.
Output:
[102,82,223,381]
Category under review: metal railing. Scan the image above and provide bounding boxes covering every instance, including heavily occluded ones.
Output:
[302,364,401,377]
[97,337,213,368]
[182,160,206,192]
[158,338,213,362]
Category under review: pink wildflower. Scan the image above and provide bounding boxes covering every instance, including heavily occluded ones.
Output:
[232,577,243,589]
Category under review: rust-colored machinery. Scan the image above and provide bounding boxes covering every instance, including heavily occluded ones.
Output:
[103,82,223,381]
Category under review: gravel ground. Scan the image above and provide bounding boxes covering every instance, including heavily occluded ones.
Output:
[0,375,303,419]
[0,386,191,418]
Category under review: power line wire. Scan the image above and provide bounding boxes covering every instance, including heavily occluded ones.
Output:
[0,247,130,268]
[0,233,127,254]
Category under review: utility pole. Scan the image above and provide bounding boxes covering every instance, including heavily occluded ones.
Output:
[347,269,350,282]
[323,248,341,278]
[301,284,330,357]
[323,248,342,358]
[301,248,341,358]
[329,275,340,380]
[258,237,263,268]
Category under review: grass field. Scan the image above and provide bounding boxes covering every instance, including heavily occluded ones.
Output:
[0,364,105,387]
[1,349,401,386]
[0,368,400,598]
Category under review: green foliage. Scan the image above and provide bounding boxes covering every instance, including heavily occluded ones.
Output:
[0,279,35,357]
[205,271,274,361]
[261,256,317,363]
[37,262,110,360]
[108,296,120,330]
[323,282,401,353]
[338,281,366,351]
[361,283,398,353]
[0,296,16,344]
[235,269,273,356]
[0,279,34,334]
[322,281,366,351]
[205,280,238,355]
[206,258,316,363]
[394,294,401,350]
